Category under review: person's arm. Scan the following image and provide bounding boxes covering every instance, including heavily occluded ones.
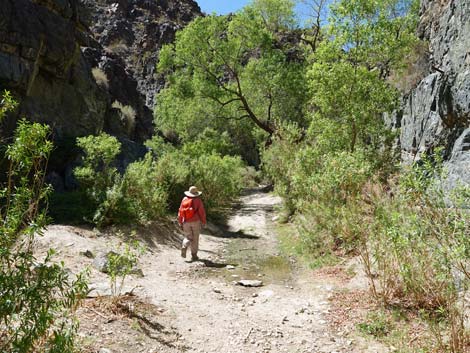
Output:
[177,198,185,225]
[196,198,206,225]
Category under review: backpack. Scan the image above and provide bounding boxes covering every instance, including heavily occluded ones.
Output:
[180,197,196,221]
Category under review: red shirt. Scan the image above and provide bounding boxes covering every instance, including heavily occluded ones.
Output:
[178,196,206,225]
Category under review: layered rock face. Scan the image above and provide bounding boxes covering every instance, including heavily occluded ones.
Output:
[399,0,470,191]
[83,0,201,109]
[0,0,200,185]
[0,0,105,139]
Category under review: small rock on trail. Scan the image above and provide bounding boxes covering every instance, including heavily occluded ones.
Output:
[237,279,264,287]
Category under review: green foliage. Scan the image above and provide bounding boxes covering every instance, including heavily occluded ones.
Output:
[308,0,419,152]
[120,153,168,223]
[74,129,244,225]
[308,51,398,152]
[357,312,390,337]
[358,311,392,338]
[262,0,419,252]
[191,153,245,210]
[0,90,18,123]
[259,4,468,349]
[261,123,306,213]
[74,133,120,190]
[0,117,88,353]
[156,0,309,155]
[74,133,122,226]
[107,240,145,296]
[329,0,419,69]
[181,128,237,157]
[247,0,297,31]
[74,135,170,226]
[154,148,245,211]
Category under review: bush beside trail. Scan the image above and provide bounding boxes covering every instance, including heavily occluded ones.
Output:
[0,93,88,353]
[72,133,246,227]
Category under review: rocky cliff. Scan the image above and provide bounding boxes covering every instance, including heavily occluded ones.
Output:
[398,0,470,192]
[0,0,201,187]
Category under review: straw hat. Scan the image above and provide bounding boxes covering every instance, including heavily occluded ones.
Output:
[184,186,202,197]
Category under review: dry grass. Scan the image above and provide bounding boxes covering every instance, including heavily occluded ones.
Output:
[106,39,129,55]
[92,67,109,89]
[77,294,183,352]
[112,100,137,135]
[327,289,440,352]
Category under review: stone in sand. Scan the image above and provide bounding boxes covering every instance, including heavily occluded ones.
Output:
[237,279,263,287]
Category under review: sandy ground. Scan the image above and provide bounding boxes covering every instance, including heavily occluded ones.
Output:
[37,190,388,353]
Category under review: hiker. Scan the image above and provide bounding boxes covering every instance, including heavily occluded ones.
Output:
[178,186,206,261]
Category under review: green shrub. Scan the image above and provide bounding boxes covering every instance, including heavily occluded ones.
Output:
[295,150,372,257]
[120,153,168,223]
[154,149,245,212]
[75,135,170,226]
[358,311,392,338]
[0,118,88,353]
[0,90,18,122]
[191,153,245,210]
[181,128,237,157]
[152,150,192,211]
[263,126,374,256]
[261,123,306,214]
[74,133,122,226]
[74,131,244,225]
[107,240,145,296]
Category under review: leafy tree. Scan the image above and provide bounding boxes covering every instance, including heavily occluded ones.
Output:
[308,0,419,152]
[262,0,420,253]
[298,0,331,50]
[156,0,309,149]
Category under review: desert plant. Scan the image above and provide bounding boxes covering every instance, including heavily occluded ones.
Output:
[153,149,245,212]
[107,240,145,296]
[358,310,393,338]
[75,136,168,226]
[0,117,88,353]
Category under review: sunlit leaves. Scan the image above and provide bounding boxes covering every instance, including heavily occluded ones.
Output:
[155,0,309,147]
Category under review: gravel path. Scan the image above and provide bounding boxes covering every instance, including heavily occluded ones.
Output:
[38,190,387,353]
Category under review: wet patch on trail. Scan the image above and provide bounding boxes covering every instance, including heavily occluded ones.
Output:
[194,189,295,287]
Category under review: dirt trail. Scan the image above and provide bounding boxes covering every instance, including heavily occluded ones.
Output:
[38,190,386,353]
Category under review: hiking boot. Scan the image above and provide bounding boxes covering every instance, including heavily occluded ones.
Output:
[191,254,199,261]
[181,247,187,258]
